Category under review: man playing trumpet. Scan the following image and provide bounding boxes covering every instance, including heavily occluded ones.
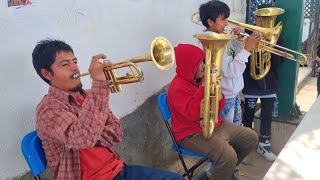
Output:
[32,39,184,180]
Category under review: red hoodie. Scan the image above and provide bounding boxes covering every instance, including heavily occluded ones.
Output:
[167,44,225,142]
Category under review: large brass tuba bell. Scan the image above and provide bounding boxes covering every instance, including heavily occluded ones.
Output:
[194,33,235,139]
[80,36,175,93]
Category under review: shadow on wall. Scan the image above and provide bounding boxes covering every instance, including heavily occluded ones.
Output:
[116,84,178,169]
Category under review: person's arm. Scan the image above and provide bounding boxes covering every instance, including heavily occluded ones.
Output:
[221,30,262,78]
[84,80,123,148]
[221,40,251,78]
[37,80,122,149]
[80,54,123,148]
[96,110,123,148]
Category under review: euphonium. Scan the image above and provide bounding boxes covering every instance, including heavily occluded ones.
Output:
[249,7,284,80]
[80,36,175,93]
[194,33,235,139]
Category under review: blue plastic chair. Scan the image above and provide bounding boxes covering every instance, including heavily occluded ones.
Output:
[21,130,47,180]
[157,92,208,179]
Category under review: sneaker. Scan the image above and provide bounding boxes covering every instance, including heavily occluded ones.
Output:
[254,108,261,118]
[257,141,277,162]
[205,162,214,178]
[231,174,238,180]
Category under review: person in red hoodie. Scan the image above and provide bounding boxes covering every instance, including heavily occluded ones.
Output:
[167,44,258,180]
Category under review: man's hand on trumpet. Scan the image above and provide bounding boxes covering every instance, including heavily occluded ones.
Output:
[88,54,113,81]
[231,27,245,39]
[244,31,262,52]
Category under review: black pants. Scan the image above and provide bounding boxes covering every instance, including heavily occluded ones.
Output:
[317,75,320,96]
[243,97,275,140]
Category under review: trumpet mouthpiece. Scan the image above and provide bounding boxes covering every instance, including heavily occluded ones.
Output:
[72,73,80,79]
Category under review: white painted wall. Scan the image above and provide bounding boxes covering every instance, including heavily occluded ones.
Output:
[0,0,245,178]
[302,18,311,42]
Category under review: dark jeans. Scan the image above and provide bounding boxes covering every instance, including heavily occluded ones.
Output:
[243,97,275,139]
[113,165,184,180]
[180,121,258,180]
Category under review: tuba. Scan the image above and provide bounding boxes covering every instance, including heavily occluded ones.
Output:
[191,9,307,80]
[194,33,235,139]
[80,37,175,93]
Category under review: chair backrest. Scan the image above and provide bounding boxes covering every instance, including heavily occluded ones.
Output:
[157,92,172,121]
[157,92,208,180]
[21,130,47,177]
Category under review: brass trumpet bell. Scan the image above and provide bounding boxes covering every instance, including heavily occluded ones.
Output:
[150,37,175,70]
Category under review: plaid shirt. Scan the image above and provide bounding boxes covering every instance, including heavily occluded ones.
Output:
[36,80,123,180]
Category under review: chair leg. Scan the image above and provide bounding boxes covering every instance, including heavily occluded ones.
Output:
[164,121,192,179]
[35,175,41,180]
[177,152,192,180]
[185,157,208,177]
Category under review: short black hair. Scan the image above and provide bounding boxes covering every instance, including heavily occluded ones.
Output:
[258,3,273,10]
[32,39,74,84]
[199,0,230,28]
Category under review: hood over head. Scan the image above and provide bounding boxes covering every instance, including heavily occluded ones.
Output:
[174,44,205,83]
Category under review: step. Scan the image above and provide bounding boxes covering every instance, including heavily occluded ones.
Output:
[297,66,312,87]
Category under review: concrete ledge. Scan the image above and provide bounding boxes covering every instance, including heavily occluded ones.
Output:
[265,96,320,179]
[297,67,312,86]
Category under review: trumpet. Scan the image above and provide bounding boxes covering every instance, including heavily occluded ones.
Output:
[80,36,175,93]
[225,20,306,63]
[191,12,282,45]
[223,26,296,60]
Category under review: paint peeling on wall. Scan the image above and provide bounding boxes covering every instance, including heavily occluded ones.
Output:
[7,0,31,8]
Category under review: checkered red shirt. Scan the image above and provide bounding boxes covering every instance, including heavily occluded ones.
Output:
[36,80,123,179]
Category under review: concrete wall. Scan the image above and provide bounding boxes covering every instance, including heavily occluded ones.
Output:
[0,0,245,179]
